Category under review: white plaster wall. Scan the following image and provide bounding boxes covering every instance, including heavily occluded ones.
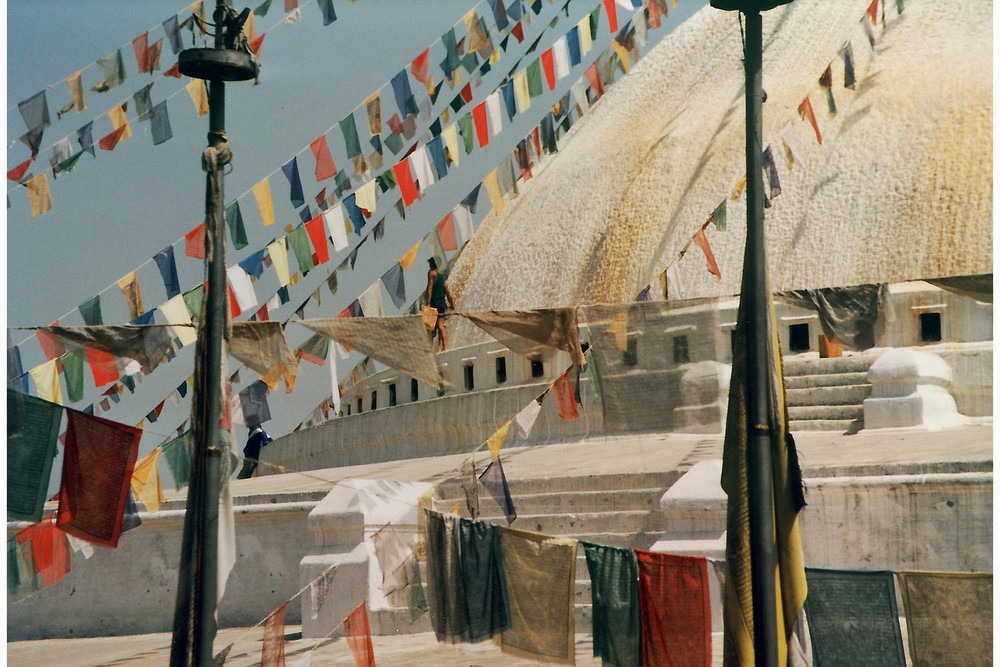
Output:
[448,0,991,331]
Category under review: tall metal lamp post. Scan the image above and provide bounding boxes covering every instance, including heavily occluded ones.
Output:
[709,0,793,665]
[170,3,257,664]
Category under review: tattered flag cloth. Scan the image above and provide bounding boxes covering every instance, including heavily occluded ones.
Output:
[371,523,411,595]
[343,601,376,667]
[16,515,72,587]
[635,550,712,667]
[43,324,173,373]
[582,541,640,667]
[897,571,993,666]
[804,568,905,666]
[424,509,469,642]
[479,457,516,525]
[153,246,181,299]
[8,391,62,523]
[486,420,511,460]
[499,527,577,663]
[57,410,141,548]
[230,321,299,389]
[261,601,288,667]
[300,315,445,390]
[459,518,511,642]
[459,307,584,367]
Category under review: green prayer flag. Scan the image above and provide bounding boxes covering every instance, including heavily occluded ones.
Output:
[94,49,126,92]
[298,333,330,364]
[442,28,461,75]
[712,199,727,231]
[122,375,135,393]
[79,295,103,326]
[407,554,429,621]
[383,133,404,155]
[459,518,511,641]
[225,200,248,250]
[145,408,158,423]
[7,537,21,594]
[254,0,273,16]
[449,94,465,113]
[161,434,192,488]
[133,84,153,121]
[7,390,62,522]
[526,60,544,97]
[589,8,601,40]
[287,225,315,275]
[376,171,397,191]
[60,348,85,403]
[183,284,205,322]
[582,542,641,667]
[458,114,474,155]
[56,152,85,175]
[340,112,362,158]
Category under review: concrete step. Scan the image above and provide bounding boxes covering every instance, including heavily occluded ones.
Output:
[783,355,873,376]
[435,470,681,498]
[788,404,864,421]
[434,488,667,515]
[786,384,871,407]
[784,370,869,389]
[790,418,863,433]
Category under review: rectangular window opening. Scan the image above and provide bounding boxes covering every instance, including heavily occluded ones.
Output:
[388,383,397,407]
[370,390,377,411]
[530,358,544,378]
[789,323,810,352]
[919,312,942,342]
[464,364,475,391]
[495,356,508,384]
[673,335,690,364]
[411,378,419,402]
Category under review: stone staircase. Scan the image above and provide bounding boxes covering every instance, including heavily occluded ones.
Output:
[371,470,682,634]
[784,354,874,434]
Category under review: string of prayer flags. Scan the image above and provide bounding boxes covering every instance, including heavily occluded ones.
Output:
[458,517,511,642]
[798,95,822,144]
[57,410,141,548]
[261,601,288,667]
[498,527,576,661]
[582,542,641,667]
[635,550,712,666]
[8,391,63,522]
[479,457,517,525]
[343,601,376,667]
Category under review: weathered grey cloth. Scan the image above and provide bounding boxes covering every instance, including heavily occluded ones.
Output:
[423,510,468,643]
[776,283,892,350]
[923,273,992,303]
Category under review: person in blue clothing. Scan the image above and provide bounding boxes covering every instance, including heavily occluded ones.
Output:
[237,424,273,479]
[425,257,456,351]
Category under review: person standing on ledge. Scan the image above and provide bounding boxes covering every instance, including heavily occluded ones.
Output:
[426,257,456,352]
[237,424,273,479]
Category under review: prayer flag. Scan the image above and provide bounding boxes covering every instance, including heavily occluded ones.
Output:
[310,135,336,181]
[798,95,822,144]
[19,90,51,135]
[287,225,315,275]
[400,240,421,269]
[611,38,632,73]
[424,510,469,641]
[364,92,381,136]
[458,113,475,154]
[483,168,504,214]
[552,370,578,419]
[762,145,781,199]
[636,550,712,667]
[225,200,248,250]
[79,295,103,326]
[692,226,722,280]
[161,434,192,488]
[499,527,576,661]
[427,135,449,178]
[238,380,271,428]
[150,100,172,145]
[185,79,208,116]
[305,214,330,265]
[553,37,570,80]
[513,70,531,112]
[436,212,458,251]
[253,178,276,225]
[486,421,511,460]
[582,542,641,667]
[340,112,362,158]
[116,272,145,321]
[184,223,207,259]
[390,69,417,117]
[897,571,992,666]
[131,448,165,512]
[133,32,151,73]
[485,92,503,136]
[343,601,376,667]
[58,410,141,548]
[318,0,336,25]
[411,49,430,83]
[603,0,618,32]
[8,391,62,522]
[584,62,605,98]
[866,0,879,24]
[459,457,480,519]
[459,518,511,641]
[99,124,128,151]
[60,348,84,403]
[463,8,492,55]
[227,265,258,312]
[26,172,53,217]
[282,156,305,208]
[262,602,288,666]
[86,346,120,386]
[380,263,407,309]
[323,204,349,251]
[819,64,836,115]
[67,71,87,113]
[540,49,556,90]
[487,0,509,30]
[16,517,72,587]
[479,458,516,524]
[392,158,420,206]
[8,157,33,182]
[514,398,542,439]
[354,181,376,216]
[711,199,727,231]
[840,41,856,90]
[163,14,184,53]
[268,239,291,286]
[526,60,543,97]
[297,333,329,365]
[453,204,473,244]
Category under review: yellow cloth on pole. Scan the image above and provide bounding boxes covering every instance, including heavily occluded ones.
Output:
[483,169,504,215]
[185,79,209,117]
[131,448,165,512]
[29,359,63,405]
[108,103,132,139]
[267,238,290,286]
[486,421,512,461]
[26,172,52,217]
[253,178,276,226]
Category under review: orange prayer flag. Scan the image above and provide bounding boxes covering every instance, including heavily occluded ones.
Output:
[552,370,579,420]
[472,102,489,148]
[866,0,879,25]
[310,134,336,181]
[411,48,430,83]
[305,214,330,264]
[16,516,72,587]
[184,223,207,259]
[603,0,619,32]
[165,62,182,78]
[8,157,33,181]
[692,227,721,280]
[436,212,458,251]
[392,158,419,207]
[261,601,288,667]
[540,48,556,90]
[132,32,150,74]
[584,62,604,98]
[798,96,822,144]
[343,601,376,667]
[250,32,266,56]
[99,125,128,151]
[86,346,119,386]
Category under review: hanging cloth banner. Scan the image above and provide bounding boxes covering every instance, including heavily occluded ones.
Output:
[581,541,641,667]
[897,571,993,666]
[798,95,822,144]
[57,410,141,548]
[424,509,469,642]
[161,433,192,488]
[459,518,511,642]
[43,324,173,374]
[7,391,63,523]
[692,226,722,280]
[459,307,585,367]
[252,178,277,226]
[131,448,165,512]
[635,549,712,667]
[29,358,63,405]
[281,156,306,208]
[230,321,299,388]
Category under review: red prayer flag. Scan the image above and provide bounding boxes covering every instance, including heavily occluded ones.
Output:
[8,157,33,182]
[540,48,556,91]
[310,135,337,182]
[866,0,879,24]
[184,223,207,259]
[285,0,298,11]
[305,215,330,265]
[472,102,489,148]
[57,410,141,549]
[99,125,128,151]
[392,158,420,206]
[86,346,119,386]
[511,21,525,43]
[692,226,722,280]
[164,62,182,78]
[256,304,270,321]
[436,213,458,251]
[147,39,163,71]
[531,126,542,159]
[228,285,242,318]
[603,0,619,32]
[250,33,266,56]
[584,62,605,99]
[132,32,150,74]
[261,602,288,667]
[16,516,72,587]
[344,601,376,667]
[411,48,430,83]
[460,83,474,104]
[37,323,66,361]
[552,370,579,420]
[798,95,822,144]
[646,0,662,28]
[635,550,712,667]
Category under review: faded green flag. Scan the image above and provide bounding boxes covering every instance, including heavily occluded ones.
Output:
[7,390,62,522]
[160,433,192,488]
[582,541,641,667]
[60,347,85,403]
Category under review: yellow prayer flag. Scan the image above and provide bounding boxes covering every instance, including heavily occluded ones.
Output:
[29,359,62,405]
[131,449,165,512]
[243,11,257,44]
[160,294,198,346]
[731,174,747,202]
[399,240,421,269]
[26,172,52,217]
[289,272,300,286]
[606,311,629,352]
[483,168,504,216]
[578,17,592,55]
[108,103,133,139]
[185,79,209,117]
[513,70,531,113]
[463,9,490,53]
[67,71,87,112]
[116,271,145,321]
[442,108,450,125]
[611,40,631,73]
[442,124,460,166]
[489,48,501,65]
[268,238,290,286]
[364,91,381,136]
[487,421,512,461]
[355,180,377,214]
[252,178,276,226]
